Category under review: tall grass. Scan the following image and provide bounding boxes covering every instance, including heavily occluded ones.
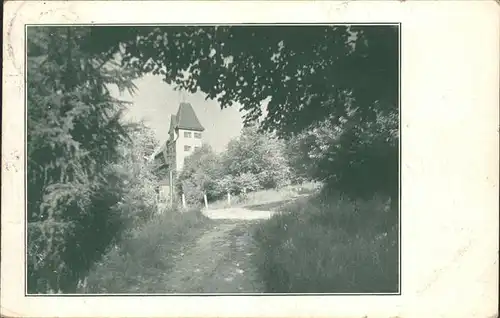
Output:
[252,190,399,293]
[78,208,210,293]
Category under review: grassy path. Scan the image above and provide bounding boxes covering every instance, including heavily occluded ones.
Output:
[82,206,281,293]
[82,188,314,294]
[162,219,265,293]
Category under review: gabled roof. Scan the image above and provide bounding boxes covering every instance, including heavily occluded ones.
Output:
[173,102,205,132]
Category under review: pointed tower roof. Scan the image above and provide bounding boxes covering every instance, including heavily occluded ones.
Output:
[174,102,205,132]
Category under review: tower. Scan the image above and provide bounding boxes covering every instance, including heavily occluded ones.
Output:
[165,102,205,172]
[151,102,204,204]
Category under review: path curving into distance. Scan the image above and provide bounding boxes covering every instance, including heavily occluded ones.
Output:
[161,207,277,293]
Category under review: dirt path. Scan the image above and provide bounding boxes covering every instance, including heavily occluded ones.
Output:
[161,208,276,293]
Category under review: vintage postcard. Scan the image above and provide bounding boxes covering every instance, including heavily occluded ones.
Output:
[2,1,499,317]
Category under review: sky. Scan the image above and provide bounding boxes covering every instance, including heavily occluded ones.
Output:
[110,74,245,153]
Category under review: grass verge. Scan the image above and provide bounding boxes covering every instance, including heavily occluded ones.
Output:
[207,182,321,210]
[252,190,399,293]
[78,208,211,293]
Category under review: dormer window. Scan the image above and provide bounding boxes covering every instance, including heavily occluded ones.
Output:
[194,132,202,139]
[184,131,192,138]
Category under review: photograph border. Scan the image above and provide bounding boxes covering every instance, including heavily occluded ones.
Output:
[24,22,402,297]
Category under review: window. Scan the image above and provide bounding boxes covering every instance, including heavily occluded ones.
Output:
[184,131,192,138]
[194,146,200,150]
[194,132,202,139]
[184,145,191,151]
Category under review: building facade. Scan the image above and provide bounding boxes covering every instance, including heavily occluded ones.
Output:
[163,102,205,171]
[152,102,205,201]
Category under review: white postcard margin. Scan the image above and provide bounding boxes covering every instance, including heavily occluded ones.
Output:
[2,1,499,317]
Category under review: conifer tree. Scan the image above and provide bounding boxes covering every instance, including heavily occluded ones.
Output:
[27,26,138,293]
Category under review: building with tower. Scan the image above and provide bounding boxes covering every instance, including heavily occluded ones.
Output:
[165,102,205,171]
[151,102,205,201]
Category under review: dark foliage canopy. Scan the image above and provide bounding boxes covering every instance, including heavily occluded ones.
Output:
[85,25,399,137]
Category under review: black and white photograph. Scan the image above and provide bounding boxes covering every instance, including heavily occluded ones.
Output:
[25,24,400,295]
[2,1,498,318]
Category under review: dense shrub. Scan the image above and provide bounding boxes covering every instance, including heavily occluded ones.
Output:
[111,124,161,228]
[221,125,291,190]
[253,193,398,293]
[177,144,222,205]
[233,172,261,193]
[286,109,398,201]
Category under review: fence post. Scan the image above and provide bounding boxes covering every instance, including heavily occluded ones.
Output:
[169,170,173,207]
[203,193,208,209]
[182,193,186,209]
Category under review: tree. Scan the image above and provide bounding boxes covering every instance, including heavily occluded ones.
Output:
[86,25,399,199]
[87,25,398,135]
[286,109,398,199]
[27,26,139,293]
[221,125,291,190]
[177,126,292,204]
[177,144,222,204]
[110,123,161,227]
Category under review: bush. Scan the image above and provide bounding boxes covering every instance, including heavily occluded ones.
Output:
[177,125,294,206]
[79,208,210,293]
[285,109,398,201]
[234,172,261,193]
[178,144,222,205]
[253,192,398,293]
[110,124,161,229]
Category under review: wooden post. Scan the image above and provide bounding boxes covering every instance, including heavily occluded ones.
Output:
[242,188,247,202]
[203,193,208,209]
[169,170,173,207]
[181,193,186,209]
